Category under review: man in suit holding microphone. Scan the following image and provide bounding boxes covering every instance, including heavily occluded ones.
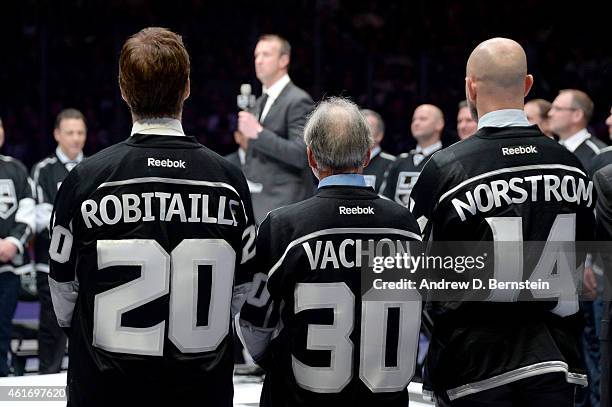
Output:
[237,34,315,224]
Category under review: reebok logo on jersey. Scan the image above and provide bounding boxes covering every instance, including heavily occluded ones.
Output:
[339,206,374,215]
[147,158,186,168]
[501,146,538,156]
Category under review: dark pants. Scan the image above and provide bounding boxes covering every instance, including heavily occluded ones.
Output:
[0,272,20,376]
[435,372,576,407]
[578,300,602,407]
[36,272,67,374]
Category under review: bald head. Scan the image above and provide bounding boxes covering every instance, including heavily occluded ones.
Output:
[417,104,444,122]
[467,38,527,89]
[411,104,445,146]
[465,38,533,118]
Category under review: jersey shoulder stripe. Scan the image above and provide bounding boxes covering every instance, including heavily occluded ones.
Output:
[437,163,586,204]
[268,227,422,278]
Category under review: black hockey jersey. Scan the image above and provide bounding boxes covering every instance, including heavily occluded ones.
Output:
[48,133,257,406]
[568,133,606,173]
[363,149,395,192]
[410,125,594,400]
[239,182,422,407]
[0,155,35,274]
[31,152,75,273]
[381,145,441,206]
[589,145,612,177]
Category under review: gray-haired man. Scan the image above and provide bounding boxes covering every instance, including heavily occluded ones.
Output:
[239,97,422,406]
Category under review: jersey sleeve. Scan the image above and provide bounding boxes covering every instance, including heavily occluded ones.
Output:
[409,158,443,239]
[380,160,399,201]
[237,214,282,366]
[31,162,55,234]
[48,169,81,328]
[5,163,35,254]
[231,172,258,318]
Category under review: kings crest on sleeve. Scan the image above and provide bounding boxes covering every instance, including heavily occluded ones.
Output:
[0,179,17,219]
[81,192,241,227]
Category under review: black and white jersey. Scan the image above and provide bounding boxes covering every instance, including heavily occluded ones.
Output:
[239,184,422,407]
[48,133,257,407]
[31,153,75,273]
[410,125,594,400]
[381,145,441,206]
[568,134,606,172]
[363,149,395,192]
[589,145,612,177]
[0,155,35,274]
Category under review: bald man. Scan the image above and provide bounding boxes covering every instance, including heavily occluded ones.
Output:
[381,104,444,206]
[410,38,593,406]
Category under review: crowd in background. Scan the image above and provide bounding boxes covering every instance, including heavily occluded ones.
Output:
[0,0,609,168]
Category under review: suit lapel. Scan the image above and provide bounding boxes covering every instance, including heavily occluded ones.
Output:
[254,94,266,119]
[261,81,293,125]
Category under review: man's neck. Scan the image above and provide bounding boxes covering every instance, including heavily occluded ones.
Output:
[132,113,182,123]
[476,99,524,119]
[417,136,440,150]
[262,71,288,89]
[59,147,80,161]
[557,126,585,141]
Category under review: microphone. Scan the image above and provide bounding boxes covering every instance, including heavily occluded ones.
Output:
[237,83,256,111]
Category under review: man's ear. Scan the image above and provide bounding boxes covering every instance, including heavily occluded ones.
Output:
[524,74,534,97]
[307,147,319,179]
[572,109,586,126]
[466,76,477,104]
[184,77,191,101]
[363,147,372,169]
[279,54,290,71]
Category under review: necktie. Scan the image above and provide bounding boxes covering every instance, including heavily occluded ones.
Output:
[258,93,269,121]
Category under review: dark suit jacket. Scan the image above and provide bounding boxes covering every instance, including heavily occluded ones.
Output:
[572,135,607,173]
[224,150,242,169]
[593,164,612,407]
[363,149,395,192]
[590,146,612,178]
[244,81,315,223]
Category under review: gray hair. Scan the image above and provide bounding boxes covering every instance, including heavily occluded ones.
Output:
[360,108,385,135]
[304,97,373,171]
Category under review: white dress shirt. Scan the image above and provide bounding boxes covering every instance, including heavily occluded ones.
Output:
[56,146,84,172]
[413,140,442,166]
[260,74,291,122]
[558,128,591,153]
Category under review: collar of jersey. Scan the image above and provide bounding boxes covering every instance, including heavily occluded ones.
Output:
[475,125,542,139]
[126,133,201,148]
